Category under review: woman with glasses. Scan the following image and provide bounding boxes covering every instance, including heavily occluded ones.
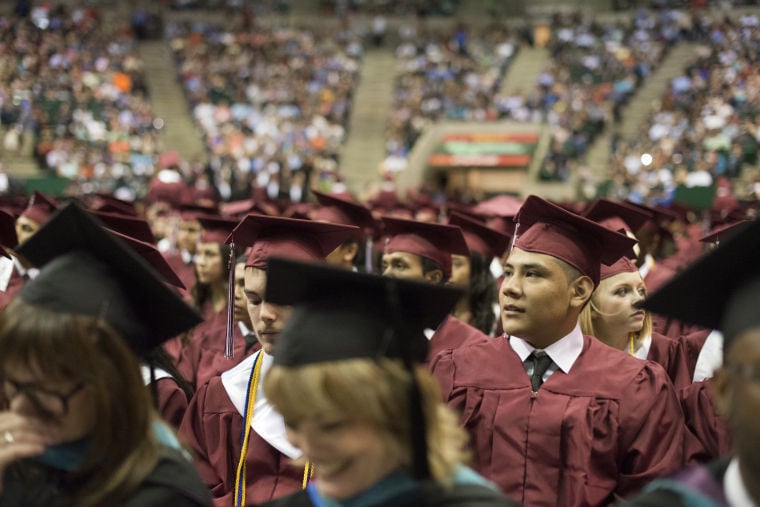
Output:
[0,204,212,507]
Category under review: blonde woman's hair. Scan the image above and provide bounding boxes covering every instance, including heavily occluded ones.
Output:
[264,357,470,483]
[0,298,162,507]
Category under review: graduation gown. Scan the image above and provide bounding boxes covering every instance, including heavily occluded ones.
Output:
[427,315,491,362]
[679,380,732,464]
[0,264,26,310]
[178,319,257,389]
[154,377,189,429]
[0,448,213,506]
[142,366,189,429]
[163,250,195,299]
[179,355,304,506]
[646,331,692,391]
[678,327,715,381]
[431,335,685,507]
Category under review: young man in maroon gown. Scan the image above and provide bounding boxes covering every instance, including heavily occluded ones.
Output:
[431,195,686,506]
[379,216,492,360]
[179,215,358,507]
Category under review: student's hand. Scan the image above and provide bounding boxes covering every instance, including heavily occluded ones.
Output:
[0,413,49,494]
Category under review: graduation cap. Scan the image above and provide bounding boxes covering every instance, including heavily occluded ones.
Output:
[196,214,239,244]
[699,220,752,245]
[227,214,360,269]
[223,214,360,357]
[177,203,219,221]
[447,211,511,261]
[643,218,760,350]
[470,194,523,218]
[16,204,202,355]
[513,195,637,285]
[382,216,470,281]
[267,257,462,366]
[266,256,463,480]
[89,210,157,245]
[600,256,639,281]
[20,191,59,225]
[311,190,378,241]
[109,230,186,290]
[583,198,653,235]
[88,194,138,216]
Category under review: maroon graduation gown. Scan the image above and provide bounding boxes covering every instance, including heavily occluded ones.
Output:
[431,335,685,507]
[648,331,692,391]
[154,376,189,429]
[678,328,712,380]
[178,318,256,389]
[179,376,304,507]
[0,268,24,310]
[427,315,491,362]
[680,380,732,464]
[163,250,195,299]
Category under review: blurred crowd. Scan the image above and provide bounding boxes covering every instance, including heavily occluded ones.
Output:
[604,11,760,205]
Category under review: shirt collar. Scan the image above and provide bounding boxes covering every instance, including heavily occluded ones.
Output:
[509,323,584,374]
[725,457,759,507]
[238,321,251,336]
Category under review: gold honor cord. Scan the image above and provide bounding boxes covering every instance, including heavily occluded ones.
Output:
[233,352,313,507]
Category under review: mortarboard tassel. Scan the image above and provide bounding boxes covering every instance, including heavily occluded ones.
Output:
[224,241,236,358]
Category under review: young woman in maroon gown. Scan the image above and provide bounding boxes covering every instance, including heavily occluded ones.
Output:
[579,256,692,390]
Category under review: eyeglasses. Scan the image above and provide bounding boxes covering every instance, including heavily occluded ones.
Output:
[2,378,85,418]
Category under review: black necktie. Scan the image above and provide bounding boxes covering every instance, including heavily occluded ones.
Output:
[527,351,553,392]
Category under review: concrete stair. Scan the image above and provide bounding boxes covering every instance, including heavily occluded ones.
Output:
[339,48,397,196]
[499,46,549,97]
[0,129,41,179]
[138,40,206,164]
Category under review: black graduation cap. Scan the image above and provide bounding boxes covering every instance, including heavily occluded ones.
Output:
[16,203,202,355]
[266,257,463,367]
[699,220,752,245]
[643,218,760,350]
[265,257,463,480]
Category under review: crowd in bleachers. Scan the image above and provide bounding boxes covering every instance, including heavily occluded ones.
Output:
[167,19,363,202]
[0,4,163,199]
[495,9,684,181]
[604,11,760,205]
[384,23,518,173]
[3,2,760,210]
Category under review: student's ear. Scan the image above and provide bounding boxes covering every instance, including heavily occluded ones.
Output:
[424,269,443,284]
[570,276,594,310]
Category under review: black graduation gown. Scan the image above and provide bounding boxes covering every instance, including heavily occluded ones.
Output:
[252,483,519,507]
[0,449,213,507]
